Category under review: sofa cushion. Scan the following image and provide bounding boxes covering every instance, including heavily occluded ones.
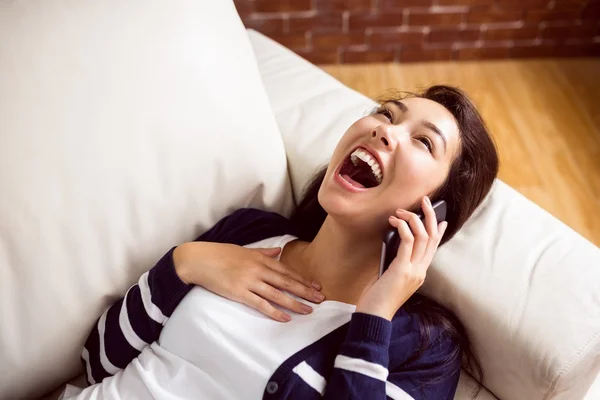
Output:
[248,29,600,400]
[0,2,293,398]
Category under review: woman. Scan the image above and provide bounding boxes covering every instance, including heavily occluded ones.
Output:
[72,85,498,399]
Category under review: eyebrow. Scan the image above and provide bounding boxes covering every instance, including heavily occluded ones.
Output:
[390,100,408,112]
[422,121,447,154]
[389,100,447,154]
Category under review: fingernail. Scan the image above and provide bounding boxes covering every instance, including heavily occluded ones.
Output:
[281,314,291,322]
[302,305,313,314]
[396,209,404,213]
[425,196,431,205]
[315,292,325,301]
[312,281,321,290]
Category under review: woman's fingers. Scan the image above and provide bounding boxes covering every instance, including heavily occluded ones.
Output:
[252,281,315,316]
[260,265,325,304]
[420,196,439,239]
[242,292,292,322]
[423,221,448,263]
[389,216,413,265]
[396,207,428,263]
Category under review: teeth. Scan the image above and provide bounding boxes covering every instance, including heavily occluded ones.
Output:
[349,148,383,184]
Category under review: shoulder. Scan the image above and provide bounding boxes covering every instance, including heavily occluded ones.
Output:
[198,207,297,246]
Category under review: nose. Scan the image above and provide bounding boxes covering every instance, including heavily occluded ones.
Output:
[371,124,397,150]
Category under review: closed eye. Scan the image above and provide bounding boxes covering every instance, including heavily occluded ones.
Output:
[376,107,393,122]
[417,137,433,153]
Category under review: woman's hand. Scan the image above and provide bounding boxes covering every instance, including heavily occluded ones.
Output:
[173,242,324,322]
[356,196,448,321]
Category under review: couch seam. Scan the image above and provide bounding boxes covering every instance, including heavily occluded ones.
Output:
[543,329,600,400]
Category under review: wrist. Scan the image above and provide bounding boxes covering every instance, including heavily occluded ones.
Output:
[355,303,395,321]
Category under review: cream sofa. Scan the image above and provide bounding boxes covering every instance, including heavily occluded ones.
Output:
[0,1,598,399]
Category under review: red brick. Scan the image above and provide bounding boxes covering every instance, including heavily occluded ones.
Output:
[312,32,366,48]
[493,2,550,11]
[233,0,253,16]
[511,43,555,57]
[348,12,404,30]
[267,34,308,50]
[548,1,587,12]
[467,9,524,23]
[429,27,481,43]
[485,25,540,41]
[458,46,511,59]
[542,24,596,40]
[525,10,582,22]
[582,1,600,20]
[437,0,494,4]
[288,13,344,33]
[316,0,373,12]
[495,0,550,6]
[343,48,396,63]
[244,15,285,34]
[369,30,425,45]
[255,0,312,13]
[379,0,433,8]
[408,11,465,26]
[295,49,340,64]
[400,47,455,62]
[554,42,600,57]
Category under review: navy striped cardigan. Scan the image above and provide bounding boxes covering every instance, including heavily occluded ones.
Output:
[82,208,461,399]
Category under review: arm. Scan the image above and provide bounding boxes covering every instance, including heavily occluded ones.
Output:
[322,312,460,399]
[81,209,244,384]
[82,248,190,384]
[82,208,322,384]
[321,197,454,397]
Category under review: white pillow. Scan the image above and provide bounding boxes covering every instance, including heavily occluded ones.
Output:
[246,32,377,202]
[0,2,293,398]
[248,29,600,400]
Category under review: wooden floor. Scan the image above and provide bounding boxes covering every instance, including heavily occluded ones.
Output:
[322,59,600,247]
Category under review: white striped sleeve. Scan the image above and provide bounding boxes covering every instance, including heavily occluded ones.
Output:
[118,287,149,351]
[334,354,389,381]
[97,312,120,375]
[138,272,168,325]
[386,381,415,400]
[81,348,95,385]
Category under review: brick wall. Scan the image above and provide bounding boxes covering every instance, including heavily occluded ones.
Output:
[234,0,600,64]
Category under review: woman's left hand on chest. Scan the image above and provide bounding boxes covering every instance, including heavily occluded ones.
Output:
[356,196,448,321]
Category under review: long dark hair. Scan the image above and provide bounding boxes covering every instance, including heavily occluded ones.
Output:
[291,85,499,397]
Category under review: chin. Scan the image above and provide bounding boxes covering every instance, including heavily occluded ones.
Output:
[318,185,389,237]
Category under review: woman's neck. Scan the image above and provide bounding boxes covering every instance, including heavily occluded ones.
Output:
[285,216,382,305]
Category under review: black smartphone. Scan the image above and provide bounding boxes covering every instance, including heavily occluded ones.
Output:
[378,199,448,277]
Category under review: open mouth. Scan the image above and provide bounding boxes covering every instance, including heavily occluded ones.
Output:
[338,147,383,189]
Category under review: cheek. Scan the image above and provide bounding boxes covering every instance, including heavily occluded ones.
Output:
[391,156,445,195]
[329,123,367,166]
[339,119,372,146]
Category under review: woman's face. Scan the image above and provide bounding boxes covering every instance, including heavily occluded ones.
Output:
[319,97,461,236]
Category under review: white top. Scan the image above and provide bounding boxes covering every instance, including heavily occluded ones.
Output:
[65,235,356,400]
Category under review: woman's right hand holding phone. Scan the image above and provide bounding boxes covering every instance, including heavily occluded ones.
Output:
[173,242,324,322]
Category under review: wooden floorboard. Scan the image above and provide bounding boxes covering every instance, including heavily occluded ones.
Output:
[322,59,600,246]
